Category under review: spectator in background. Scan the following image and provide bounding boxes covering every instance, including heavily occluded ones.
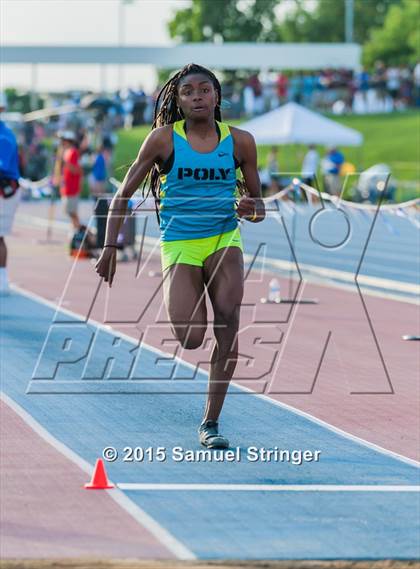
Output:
[321,147,344,196]
[247,73,264,115]
[265,73,278,111]
[23,121,35,146]
[132,85,147,126]
[243,82,255,117]
[399,65,412,107]
[24,141,49,181]
[276,72,288,105]
[0,92,21,295]
[289,73,303,104]
[88,139,110,199]
[356,67,370,106]
[266,146,280,195]
[386,66,400,109]
[302,73,316,107]
[372,61,387,107]
[301,145,319,188]
[57,131,82,229]
[89,139,113,250]
[258,164,271,196]
[414,62,420,107]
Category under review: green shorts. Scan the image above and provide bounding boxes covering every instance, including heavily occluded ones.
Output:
[160,227,243,272]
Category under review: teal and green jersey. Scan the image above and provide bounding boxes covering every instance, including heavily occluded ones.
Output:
[159,119,239,242]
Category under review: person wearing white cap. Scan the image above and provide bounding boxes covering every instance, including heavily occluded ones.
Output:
[0,92,21,295]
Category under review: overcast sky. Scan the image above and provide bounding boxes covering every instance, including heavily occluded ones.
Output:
[1,0,191,93]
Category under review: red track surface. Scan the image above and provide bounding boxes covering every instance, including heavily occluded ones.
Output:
[0,401,174,559]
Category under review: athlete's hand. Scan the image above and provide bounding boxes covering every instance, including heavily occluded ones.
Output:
[236,195,257,220]
[95,247,117,287]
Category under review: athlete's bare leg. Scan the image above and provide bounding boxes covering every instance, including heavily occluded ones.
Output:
[162,250,243,422]
[162,263,208,349]
[202,246,244,422]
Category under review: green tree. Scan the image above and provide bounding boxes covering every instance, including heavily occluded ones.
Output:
[4,88,36,114]
[279,0,401,45]
[363,0,420,66]
[168,0,282,43]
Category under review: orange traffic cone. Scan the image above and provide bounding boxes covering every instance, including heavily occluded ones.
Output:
[84,459,114,489]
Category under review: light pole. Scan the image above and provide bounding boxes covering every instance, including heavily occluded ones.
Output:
[345,0,354,43]
[118,0,136,89]
[117,0,124,89]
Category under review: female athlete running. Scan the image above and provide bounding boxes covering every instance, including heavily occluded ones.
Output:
[95,63,265,448]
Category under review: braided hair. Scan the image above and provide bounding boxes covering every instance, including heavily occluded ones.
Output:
[139,63,246,222]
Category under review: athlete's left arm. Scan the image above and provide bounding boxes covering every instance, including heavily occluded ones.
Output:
[234,129,266,223]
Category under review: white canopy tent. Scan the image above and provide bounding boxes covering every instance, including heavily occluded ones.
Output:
[240,102,363,147]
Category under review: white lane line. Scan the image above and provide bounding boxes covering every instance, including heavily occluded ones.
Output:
[12,284,420,469]
[0,392,196,561]
[117,483,420,492]
[241,252,420,295]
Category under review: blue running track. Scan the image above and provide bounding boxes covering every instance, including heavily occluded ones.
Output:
[1,290,419,560]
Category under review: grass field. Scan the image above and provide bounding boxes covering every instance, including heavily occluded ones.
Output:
[113,110,419,203]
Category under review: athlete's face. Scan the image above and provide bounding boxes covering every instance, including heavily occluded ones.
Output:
[176,74,218,119]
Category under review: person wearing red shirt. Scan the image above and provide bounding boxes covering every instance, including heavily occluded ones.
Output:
[57,131,82,229]
[276,72,288,103]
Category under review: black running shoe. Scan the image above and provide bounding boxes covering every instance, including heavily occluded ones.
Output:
[198,420,229,449]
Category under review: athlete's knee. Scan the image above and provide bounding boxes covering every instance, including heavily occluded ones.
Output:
[181,335,203,350]
[180,330,205,350]
[172,325,206,350]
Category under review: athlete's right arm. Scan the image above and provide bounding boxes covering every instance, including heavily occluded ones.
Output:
[95,127,168,286]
